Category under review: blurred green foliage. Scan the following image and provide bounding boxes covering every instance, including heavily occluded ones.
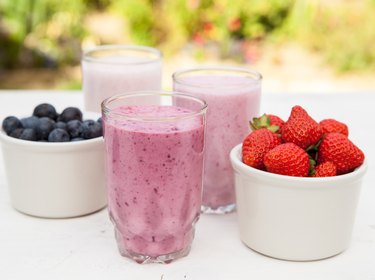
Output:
[0,0,87,69]
[111,0,293,57]
[1,0,375,72]
[284,0,375,72]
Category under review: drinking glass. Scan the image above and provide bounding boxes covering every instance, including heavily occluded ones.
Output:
[173,66,262,214]
[102,91,207,263]
[82,45,162,112]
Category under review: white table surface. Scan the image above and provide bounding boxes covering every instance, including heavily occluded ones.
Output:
[0,90,374,280]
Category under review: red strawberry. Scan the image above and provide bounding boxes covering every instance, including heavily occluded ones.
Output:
[250,114,285,133]
[242,128,282,170]
[318,132,364,175]
[267,114,285,130]
[281,105,323,149]
[264,143,310,177]
[319,119,349,136]
[312,161,337,177]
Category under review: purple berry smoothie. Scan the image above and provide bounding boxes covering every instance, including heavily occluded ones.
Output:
[103,105,205,262]
[174,74,261,212]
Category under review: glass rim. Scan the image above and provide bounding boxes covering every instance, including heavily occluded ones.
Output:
[82,45,162,65]
[172,65,262,88]
[101,91,208,122]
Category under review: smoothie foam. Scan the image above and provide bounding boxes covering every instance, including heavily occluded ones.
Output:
[103,105,205,260]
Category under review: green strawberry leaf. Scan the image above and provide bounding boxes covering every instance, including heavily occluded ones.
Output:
[308,157,316,176]
[250,114,279,133]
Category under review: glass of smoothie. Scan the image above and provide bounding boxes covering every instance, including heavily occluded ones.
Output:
[173,66,262,214]
[101,91,207,264]
[82,45,162,113]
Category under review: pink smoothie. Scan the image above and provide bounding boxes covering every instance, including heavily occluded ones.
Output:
[174,75,261,210]
[82,56,162,112]
[103,105,205,260]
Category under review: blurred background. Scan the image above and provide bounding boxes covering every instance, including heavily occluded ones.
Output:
[0,0,374,93]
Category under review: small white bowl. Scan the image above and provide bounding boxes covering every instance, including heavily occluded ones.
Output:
[0,116,106,218]
[230,143,367,261]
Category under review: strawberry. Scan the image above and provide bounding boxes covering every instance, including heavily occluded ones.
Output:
[319,119,349,136]
[312,161,337,177]
[264,143,310,177]
[250,114,285,133]
[318,132,364,175]
[267,114,285,130]
[242,128,282,170]
[281,105,323,149]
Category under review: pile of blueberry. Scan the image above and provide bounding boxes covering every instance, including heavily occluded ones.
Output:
[2,103,103,142]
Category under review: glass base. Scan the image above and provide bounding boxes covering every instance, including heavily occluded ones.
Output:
[111,213,199,264]
[201,203,236,214]
[118,241,192,264]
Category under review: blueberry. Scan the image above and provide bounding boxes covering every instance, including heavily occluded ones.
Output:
[66,120,83,138]
[19,128,38,141]
[55,121,67,130]
[33,103,58,120]
[2,116,23,135]
[9,128,24,139]
[58,107,82,122]
[71,137,84,142]
[48,128,70,142]
[21,116,39,129]
[82,120,102,139]
[37,117,56,140]
[83,119,96,126]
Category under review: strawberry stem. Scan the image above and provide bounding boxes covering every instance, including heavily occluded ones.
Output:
[250,114,279,133]
[308,157,316,176]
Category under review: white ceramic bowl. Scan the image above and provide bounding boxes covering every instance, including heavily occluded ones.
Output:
[0,115,106,218]
[230,143,367,261]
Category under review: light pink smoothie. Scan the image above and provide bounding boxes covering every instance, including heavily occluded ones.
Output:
[174,75,261,211]
[103,105,205,261]
[82,55,162,112]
